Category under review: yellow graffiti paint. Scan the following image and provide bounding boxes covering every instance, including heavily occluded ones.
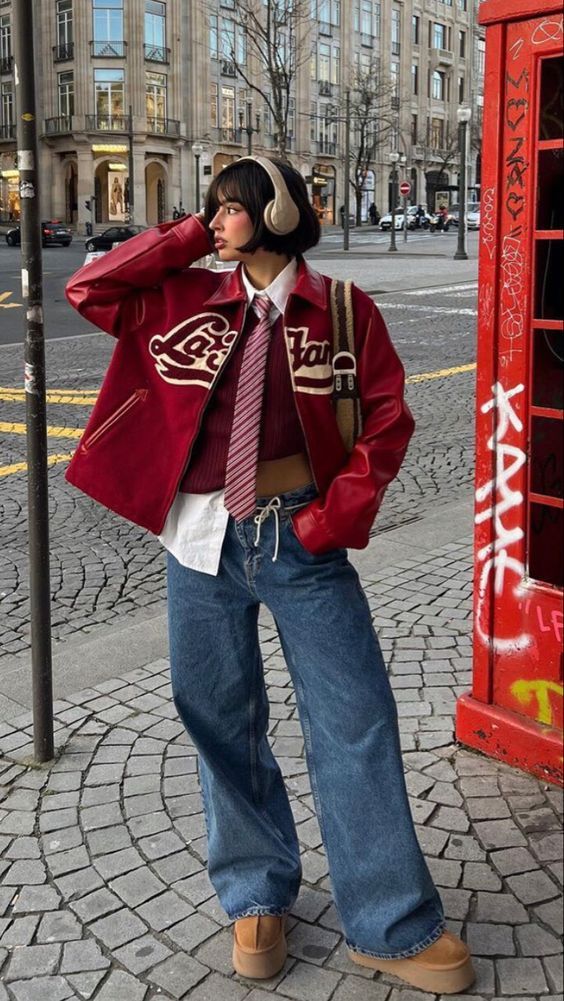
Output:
[0,452,74,479]
[510,679,564,726]
[0,422,83,439]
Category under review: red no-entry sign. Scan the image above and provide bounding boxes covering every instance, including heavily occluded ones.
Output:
[399,181,411,196]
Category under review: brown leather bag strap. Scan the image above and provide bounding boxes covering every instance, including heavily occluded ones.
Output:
[330,279,362,452]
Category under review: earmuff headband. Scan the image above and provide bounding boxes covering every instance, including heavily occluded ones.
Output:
[237,155,301,236]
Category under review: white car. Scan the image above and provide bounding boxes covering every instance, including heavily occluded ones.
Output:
[379,211,413,231]
[467,209,480,230]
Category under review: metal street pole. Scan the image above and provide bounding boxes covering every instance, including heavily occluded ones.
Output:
[343,89,350,252]
[389,161,398,253]
[246,101,253,155]
[128,104,135,224]
[195,154,201,210]
[403,193,408,243]
[14,0,54,763]
[454,115,469,261]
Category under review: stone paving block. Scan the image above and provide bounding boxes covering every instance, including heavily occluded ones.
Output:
[534,897,564,936]
[2,859,46,885]
[48,845,90,878]
[291,887,333,924]
[184,973,252,1001]
[506,869,560,905]
[93,846,143,881]
[330,977,392,1001]
[439,888,472,920]
[85,824,132,856]
[4,836,40,860]
[110,866,166,907]
[128,812,172,839]
[474,891,527,924]
[70,886,122,923]
[466,797,511,820]
[473,820,527,850]
[113,931,173,974]
[489,847,539,876]
[515,923,563,956]
[42,827,83,857]
[11,885,61,913]
[426,858,462,888]
[277,959,341,1001]
[462,862,502,891]
[426,783,463,807]
[60,938,110,973]
[8,977,74,1001]
[286,920,341,967]
[465,922,516,956]
[431,807,470,833]
[137,829,186,860]
[194,928,240,976]
[149,952,210,997]
[300,850,329,885]
[0,915,40,947]
[496,957,548,995]
[414,825,449,857]
[152,850,203,886]
[529,832,564,862]
[81,802,122,831]
[54,867,104,901]
[35,909,82,942]
[89,907,148,949]
[65,970,107,997]
[93,969,149,1001]
[5,943,62,980]
[544,954,564,992]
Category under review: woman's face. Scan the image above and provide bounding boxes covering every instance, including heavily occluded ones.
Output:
[209,196,255,261]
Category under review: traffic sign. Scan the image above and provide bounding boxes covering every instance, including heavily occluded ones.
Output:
[399,181,411,196]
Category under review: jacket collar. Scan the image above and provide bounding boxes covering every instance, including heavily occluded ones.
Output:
[203,257,327,311]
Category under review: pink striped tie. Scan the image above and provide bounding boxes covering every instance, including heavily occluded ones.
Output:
[224,295,273,521]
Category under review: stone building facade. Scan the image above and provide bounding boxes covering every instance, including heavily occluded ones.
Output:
[0,0,483,231]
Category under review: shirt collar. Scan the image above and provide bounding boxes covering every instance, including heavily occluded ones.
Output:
[241,258,298,318]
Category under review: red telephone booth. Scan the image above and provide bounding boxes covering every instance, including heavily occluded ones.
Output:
[456,0,563,785]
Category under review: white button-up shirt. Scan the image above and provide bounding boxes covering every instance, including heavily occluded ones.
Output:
[158,258,298,575]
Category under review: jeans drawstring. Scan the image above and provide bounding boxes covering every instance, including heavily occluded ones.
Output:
[254,497,282,562]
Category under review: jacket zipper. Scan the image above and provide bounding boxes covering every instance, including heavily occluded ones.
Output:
[82,389,148,452]
[160,302,249,529]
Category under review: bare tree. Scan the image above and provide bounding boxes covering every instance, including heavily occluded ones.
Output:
[418,120,460,208]
[205,0,312,160]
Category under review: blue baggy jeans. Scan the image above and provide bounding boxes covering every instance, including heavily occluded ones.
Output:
[167,483,445,959]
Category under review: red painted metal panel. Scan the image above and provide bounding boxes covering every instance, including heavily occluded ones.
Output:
[457,3,564,785]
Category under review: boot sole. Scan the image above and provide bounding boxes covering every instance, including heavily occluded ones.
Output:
[233,932,287,979]
[348,948,475,994]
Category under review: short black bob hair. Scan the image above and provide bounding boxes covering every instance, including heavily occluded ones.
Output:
[204,157,320,256]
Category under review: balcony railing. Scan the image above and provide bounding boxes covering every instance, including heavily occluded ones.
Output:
[220,58,237,77]
[318,20,332,35]
[0,55,13,75]
[45,115,73,135]
[431,47,454,65]
[316,139,336,155]
[147,117,180,137]
[213,126,241,144]
[391,41,401,56]
[85,113,132,132]
[144,43,170,64]
[0,123,16,141]
[90,40,127,58]
[391,96,400,110]
[360,32,376,47]
[53,42,74,62]
[318,79,332,96]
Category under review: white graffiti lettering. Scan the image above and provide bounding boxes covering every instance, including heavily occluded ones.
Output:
[475,383,530,652]
[500,235,525,357]
[481,187,495,260]
[531,18,563,45]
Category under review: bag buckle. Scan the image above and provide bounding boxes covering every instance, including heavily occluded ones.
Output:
[333,350,358,399]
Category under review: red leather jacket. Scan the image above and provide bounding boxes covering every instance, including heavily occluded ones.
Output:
[65,214,414,554]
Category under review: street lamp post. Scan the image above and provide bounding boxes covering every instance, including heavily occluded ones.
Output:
[191,142,204,212]
[389,152,399,253]
[399,153,408,243]
[454,105,472,261]
[238,101,260,155]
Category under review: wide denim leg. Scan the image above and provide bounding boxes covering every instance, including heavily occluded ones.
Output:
[167,483,444,956]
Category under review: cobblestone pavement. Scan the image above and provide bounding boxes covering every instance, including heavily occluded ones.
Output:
[0,271,478,658]
[0,536,562,1001]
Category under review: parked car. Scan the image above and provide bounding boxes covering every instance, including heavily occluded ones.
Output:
[85,225,146,252]
[5,220,73,247]
[379,210,415,231]
[467,208,481,230]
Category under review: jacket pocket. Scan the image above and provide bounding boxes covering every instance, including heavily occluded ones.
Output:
[81,388,148,452]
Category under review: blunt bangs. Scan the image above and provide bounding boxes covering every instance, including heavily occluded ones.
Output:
[204,158,321,256]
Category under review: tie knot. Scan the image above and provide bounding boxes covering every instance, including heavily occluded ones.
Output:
[253,295,272,320]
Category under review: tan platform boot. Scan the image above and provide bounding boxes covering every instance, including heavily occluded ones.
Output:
[349,930,475,994]
[232,915,287,979]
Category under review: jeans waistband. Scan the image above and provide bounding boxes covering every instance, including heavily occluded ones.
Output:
[255,481,318,514]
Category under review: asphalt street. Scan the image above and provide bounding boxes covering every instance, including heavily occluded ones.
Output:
[0,229,479,659]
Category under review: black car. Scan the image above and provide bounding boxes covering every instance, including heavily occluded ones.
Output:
[5,220,73,247]
[85,225,146,252]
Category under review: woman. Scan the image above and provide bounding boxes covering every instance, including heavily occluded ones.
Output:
[65,156,473,994]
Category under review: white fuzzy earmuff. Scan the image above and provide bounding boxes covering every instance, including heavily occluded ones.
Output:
[238,155,301,235]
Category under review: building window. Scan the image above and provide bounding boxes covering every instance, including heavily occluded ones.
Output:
[56,1,73,47]
[391,9,401,56]
[412,14,419,45]
[331,45,340,85]
[221,84,235,140]
[433,22,446,49]
[94,67,125,122]
[356,1,380,40]
[390,61,400,99]
[458,0,467,10]
[1,80,13,126]
[146,71,167,127]
[93,0,124,57]
[411,63,418,96]
[310,100,317,141]
[430,116,444,147]
[0,12,10,62]
[210,82,218,128]
[319,42,330,83]
[58,71,74,117]
[459,76,465,102]
[459,30,466,58]
[145,1,166,59]
[432,70,445,100]
[478,39,485,79]
[411,113,418,144]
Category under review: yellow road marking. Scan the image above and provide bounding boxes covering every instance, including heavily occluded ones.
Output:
[406,362,476,384]
[0,388,98,404]
[0,422,83,439]
[0,452,74,478]
[0,291,22,309]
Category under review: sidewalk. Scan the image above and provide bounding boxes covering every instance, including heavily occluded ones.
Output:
[0,500,562,1001]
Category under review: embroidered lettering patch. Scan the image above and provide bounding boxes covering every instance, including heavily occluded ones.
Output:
[285,327,333,394]
[149,313,238,386]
